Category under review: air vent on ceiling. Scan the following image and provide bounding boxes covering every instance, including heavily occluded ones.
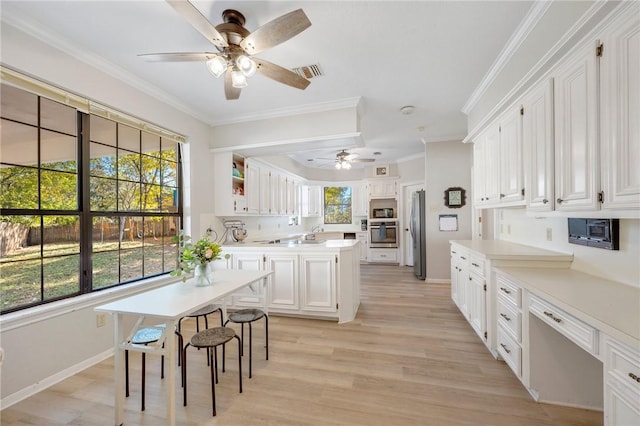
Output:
[292,63,324,79]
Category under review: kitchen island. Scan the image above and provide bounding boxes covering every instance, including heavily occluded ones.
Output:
[217,238,360,323]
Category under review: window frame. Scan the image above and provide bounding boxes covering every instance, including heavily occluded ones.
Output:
[323,186,353,225]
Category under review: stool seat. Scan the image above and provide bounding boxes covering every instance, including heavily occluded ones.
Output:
[228,309,265,323]
[190,327,236,349]
[186,304,222,318]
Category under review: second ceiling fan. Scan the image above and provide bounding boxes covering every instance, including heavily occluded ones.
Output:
[140,1,312,100]
[319,150,375,169]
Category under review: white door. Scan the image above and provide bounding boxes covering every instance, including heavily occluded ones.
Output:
[403,183,423,266]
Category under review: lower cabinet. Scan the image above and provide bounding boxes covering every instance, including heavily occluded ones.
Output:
[265,254,299,311]
[356,232,368,261]
[369,248,397,263]
[603,335,640,426]
[300,254,337,313]
[231,251,264,307]
[495,273,523,378]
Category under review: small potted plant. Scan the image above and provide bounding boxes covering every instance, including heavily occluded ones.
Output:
[171,231,223,286]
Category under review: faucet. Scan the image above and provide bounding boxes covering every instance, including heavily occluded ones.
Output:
[311,224,321,233]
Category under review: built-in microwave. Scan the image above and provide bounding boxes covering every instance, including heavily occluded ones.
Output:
[568,218,619,250]
[372,208,394,218]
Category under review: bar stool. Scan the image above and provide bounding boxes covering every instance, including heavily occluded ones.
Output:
[182,327,242,416]
[224,308,268,378]
[177,304,223,366]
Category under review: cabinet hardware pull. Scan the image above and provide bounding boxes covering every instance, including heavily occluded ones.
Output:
[542,199,549,204]
[500,287,511,294]
[472,262,479,267]
[500,193,505,199]
[500,313,511,321]
[543,311,562,323]
[557,198,563,204]
[452,251,457,254]
[460,256,467,260]
[629,372,640,383]
[500,343,511,354]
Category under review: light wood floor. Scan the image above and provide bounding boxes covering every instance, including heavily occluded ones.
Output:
[1,264,602,425]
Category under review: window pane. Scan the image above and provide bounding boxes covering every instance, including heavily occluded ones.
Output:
[142,184,162,212]
[143,217,164,276]
[41,130,77,172]
[92,250,119,289]
[0,83,38,125]
[325,205,352,224]
[92,216,120,289]
[43,254,80,300]
[162,160,177,186]
[324,187,352,224]
[0,216,40,260]
[161,186,178,212]
[141,132,160,157]
[0,258,41,311]
[90,177,117,211]
[41,98,76,135]
[90,115,116,146]
[0,166,38,209]
[161,138,177,162]
[120,247,143,282]
[118,124,139,152]
[118,150,140,182]
[163,217,179,273]
[141,155,160,184]
[41,170,77,210]
[90,143,117,178]
[43,216,80,256]
[1,119,38,166]
[120,216,143,248]
[118,181,140,211]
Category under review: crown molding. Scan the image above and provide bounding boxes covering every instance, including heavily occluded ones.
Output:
[421,133,467,144]
[0,10,212,126]
[461,0,552,115]
[208,97,362,127]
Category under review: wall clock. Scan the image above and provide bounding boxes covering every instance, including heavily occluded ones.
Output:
[444,187,466,208]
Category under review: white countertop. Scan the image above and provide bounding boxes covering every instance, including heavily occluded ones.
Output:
[496,267,640,348]
[451,239,573,261]
[222,239,360,250]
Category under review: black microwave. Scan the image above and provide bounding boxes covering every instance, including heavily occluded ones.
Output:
[568,218,619,250]
[373,208,394,218]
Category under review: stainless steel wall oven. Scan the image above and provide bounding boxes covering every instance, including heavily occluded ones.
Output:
[369,221,398,248]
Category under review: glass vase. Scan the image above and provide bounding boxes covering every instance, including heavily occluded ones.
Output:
[193,263,214,286]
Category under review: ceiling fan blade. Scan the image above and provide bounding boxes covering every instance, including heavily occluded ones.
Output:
[255,58,310,90]
[138,52,218,62]
[240,9,311,55]
[224,68,241,100]
[350,158,375,163]
[166,0,228,48]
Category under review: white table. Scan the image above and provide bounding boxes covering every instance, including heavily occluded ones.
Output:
[95,269,272,426]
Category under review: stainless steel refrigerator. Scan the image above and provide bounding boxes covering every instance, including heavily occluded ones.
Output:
[410,190,426,280]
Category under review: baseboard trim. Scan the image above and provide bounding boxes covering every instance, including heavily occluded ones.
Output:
[426,279,451,285]
[0,348,113,410]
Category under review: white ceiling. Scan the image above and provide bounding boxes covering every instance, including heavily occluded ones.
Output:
[1,1,533,169]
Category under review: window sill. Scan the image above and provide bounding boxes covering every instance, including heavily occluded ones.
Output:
[0,274,179,332]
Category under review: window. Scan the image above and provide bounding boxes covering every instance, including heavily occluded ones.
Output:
[324,186,352,224]
[0,82,182,314]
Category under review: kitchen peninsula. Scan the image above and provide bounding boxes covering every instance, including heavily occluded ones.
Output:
[218,238,360,323]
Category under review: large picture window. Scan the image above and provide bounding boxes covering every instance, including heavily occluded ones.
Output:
[324,186,352,224]
[0,82,182,314]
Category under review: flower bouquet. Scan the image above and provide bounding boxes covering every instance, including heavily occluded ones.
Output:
[171,231,223,286]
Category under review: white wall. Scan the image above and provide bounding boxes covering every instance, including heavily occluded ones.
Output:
[0,23,213,404]
[425,141,473,281]
[497,209,640,288]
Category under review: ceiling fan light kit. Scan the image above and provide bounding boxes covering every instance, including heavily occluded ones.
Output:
[143,1,313,99]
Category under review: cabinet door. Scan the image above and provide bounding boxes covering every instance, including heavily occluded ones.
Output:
[600,9,640,210]
[553,43,600,211]
[245,162,259,214]
[269,171,280,215]
[473,139,487,205]
[302,185,321,217]
[352,182,368,216]
[499,107,524,204]
[484,124,501,205]
[450,261,461,306]
[524,78,555,211]
[259,168,271,215]
[356,233,368,261]
[300,254,337,312]
[232,252,264,306]
[266,254,299,311]
[278,174,288,215]
[605,384,640,426]
[368,179,396,198]
[468,273,486,341]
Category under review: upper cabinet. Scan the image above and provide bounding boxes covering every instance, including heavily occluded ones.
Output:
[302,185,322,217]
[600,9,640,211]
[214,151,247,215]
[352,182,368,217]
[368,178,397,199]
[472,3,639,216]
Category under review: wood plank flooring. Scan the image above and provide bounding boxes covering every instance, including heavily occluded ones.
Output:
[1,264,603,425]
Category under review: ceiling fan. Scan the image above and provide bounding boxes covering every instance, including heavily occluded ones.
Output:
[139,1,312,100]
[318,150,375,170]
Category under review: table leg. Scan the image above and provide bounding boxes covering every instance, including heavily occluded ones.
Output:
[262,277,269,343]
[114,313,125,426]
[165,319,177,426]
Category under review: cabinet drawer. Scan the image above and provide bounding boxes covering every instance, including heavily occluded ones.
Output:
[469,254,485,277]
[369,249,397,262]
[450,245,469,264]
[604,336,640,403]
[497,296,522,343]
[496,275,522,308]
[497,326,522,377]
[529,294,598,355]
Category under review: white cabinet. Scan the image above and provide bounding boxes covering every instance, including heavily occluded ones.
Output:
[356,232,368,261]
[352,182,368,217]
[600,8,640,211]
[245,160,259,214]
[213,152,247,215]
[468,258,487,341]
[495,274,523,378]
[603,336,640,426]
[473,124,500,206]
[368,178,397,199]
[265,254,299,311]
[368,248,397,263]
[231,251,264,307]
[259,167,271,215]
[302,185,322,217]
[278,174,288,215]
[553,42,600,211]
[450,248,467,314]
[300,254,337,313]
[523,78,555,212]
[451,246,486,342]
[498,107,524,205]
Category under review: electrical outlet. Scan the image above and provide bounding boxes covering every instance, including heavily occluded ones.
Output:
[96,313,106,328]
[546,228,552,241]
